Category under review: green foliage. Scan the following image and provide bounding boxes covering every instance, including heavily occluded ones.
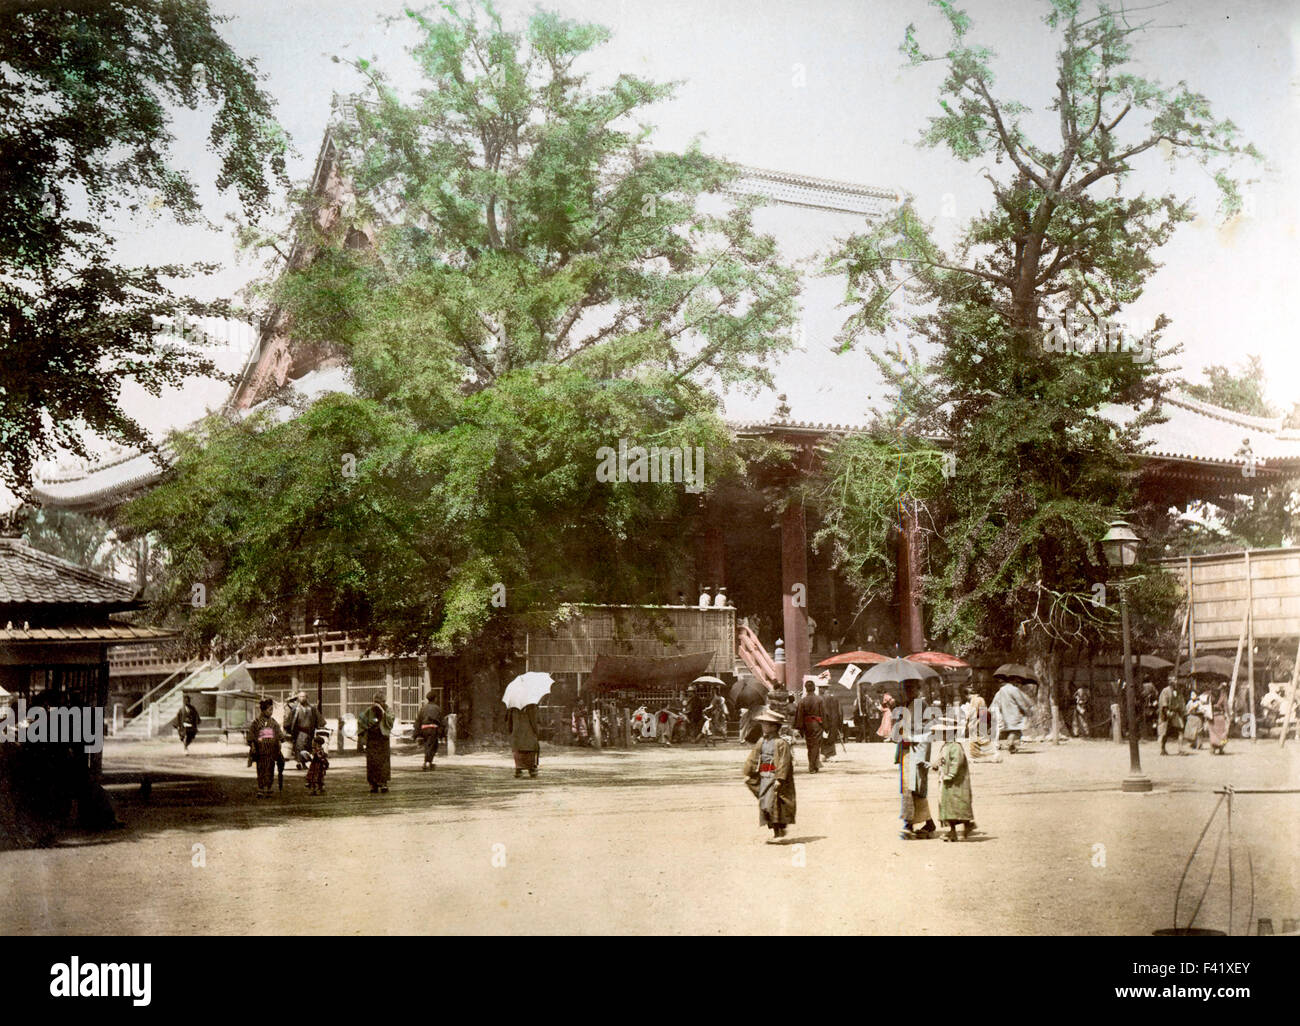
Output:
[21,506,129,578]
[127,0,799,656]
[0,0,288,493]
[819,0,1259,659]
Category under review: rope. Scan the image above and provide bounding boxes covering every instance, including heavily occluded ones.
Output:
[1226,789,1234,935]
[1184,814,1227,933]
[1173,791,1225,932]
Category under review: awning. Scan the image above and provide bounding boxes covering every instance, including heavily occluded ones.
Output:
[589,652,717,690]
[0,625,177,643]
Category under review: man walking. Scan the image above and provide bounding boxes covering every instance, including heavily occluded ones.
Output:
[1158,678,1185,756]
[284,690,321,770]
[684,686,706,743]
[413,690,443,770]
[990,668,1036,753]
[175,694,201,753]
[793,679,825,773]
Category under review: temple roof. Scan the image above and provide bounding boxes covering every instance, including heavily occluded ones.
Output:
[0,537,138,609]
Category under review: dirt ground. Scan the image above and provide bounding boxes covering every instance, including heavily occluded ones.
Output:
[2,733,1297,935]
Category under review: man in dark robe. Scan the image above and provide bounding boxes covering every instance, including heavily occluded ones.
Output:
[175,694,201,752]
[816,677,842,759]
[413,691,443,770]
[285,690,321,769]
[793,680,825,773]
[356,693,393,793]
[507,702,540,778]
[684,686,706,742]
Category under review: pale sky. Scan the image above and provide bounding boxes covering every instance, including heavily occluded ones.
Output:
[56,0,1300,464]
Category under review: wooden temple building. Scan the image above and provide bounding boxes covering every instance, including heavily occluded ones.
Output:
[26,97,1300,738]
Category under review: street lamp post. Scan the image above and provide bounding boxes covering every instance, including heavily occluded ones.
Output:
[1102,519,1153,793]
[313,617,324,713]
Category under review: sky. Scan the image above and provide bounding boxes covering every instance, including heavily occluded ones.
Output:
[49,0,1300,465]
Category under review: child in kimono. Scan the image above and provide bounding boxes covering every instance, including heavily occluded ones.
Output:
[936,719,975,841]
[306,731,330,795]
[246,698,285,799]
[742,707,796,841]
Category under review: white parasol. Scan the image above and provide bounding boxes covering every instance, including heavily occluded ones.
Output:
[502,671,554,710]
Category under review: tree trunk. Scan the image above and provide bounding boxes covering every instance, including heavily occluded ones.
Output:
[1026,627,1061,740]
[470,665,501,744]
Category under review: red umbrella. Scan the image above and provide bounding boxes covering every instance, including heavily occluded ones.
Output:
[907,651,970,669]
[816,650,889,667]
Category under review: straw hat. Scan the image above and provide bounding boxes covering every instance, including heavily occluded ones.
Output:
[752,707,784,724]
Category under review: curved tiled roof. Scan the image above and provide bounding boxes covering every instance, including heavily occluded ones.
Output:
[0,538,138,607]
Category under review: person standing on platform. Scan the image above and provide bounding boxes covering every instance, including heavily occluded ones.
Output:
[246,698,285,799]
[507,702,541,778]
[793,680,825,773]
[357,693,393,794]
[413,691,443,770]
[742,707,796,841]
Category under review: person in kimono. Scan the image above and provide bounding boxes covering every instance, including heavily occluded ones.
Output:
[742,707,796,841]
[305,731,330,795]
[793,680,825,772]
[413,691,443,770]
[1071,686,1091,738]
[1208,684,1230,754]
[895,681,936,839]
[706,694,728,742]
[175,694,201,753]
[631,705,654,743]
[936,720,974,841]
[990,671,1036,753]
[875,691,895,741]
[816,676,842,760]
[507,702,540,777]
[1157,679,1186,755]
[245,698,285,799]
[357,693,393,794]
[1184,689,1210,749]
[962,684,997,762]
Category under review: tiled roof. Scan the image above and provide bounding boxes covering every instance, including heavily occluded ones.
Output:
[0,538,138,607]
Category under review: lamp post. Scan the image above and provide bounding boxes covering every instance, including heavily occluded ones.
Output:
[1102,519,1152,793]
[313,617,324,713]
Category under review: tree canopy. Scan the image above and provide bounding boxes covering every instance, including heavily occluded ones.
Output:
[816,0,1255,680]
[0,0,288,493]
[125,0,800,658]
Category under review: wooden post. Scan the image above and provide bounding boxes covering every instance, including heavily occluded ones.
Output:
[1111,701,1122,743]
[780,502,811,691]
[1185,555,1196,663]
[1226,605,1249,734]
[1245,551,1256,742]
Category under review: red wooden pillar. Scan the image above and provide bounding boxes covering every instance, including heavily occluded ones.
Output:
[897,501,925,654]
[781,502,811,690]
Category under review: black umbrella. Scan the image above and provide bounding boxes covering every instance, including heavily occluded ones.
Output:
[994,663,1038,683]
[1179,655,1236,679]
[729,678,768,710]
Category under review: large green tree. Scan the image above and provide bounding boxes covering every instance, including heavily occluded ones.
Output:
[816,0,1254,718]
[124,3,800,704]
[0,0,287,493]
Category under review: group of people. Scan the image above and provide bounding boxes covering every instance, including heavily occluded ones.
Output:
[630,688,730,746]
[742,675,978,844]
[242,690,445,798]
[1155,678,1231,756]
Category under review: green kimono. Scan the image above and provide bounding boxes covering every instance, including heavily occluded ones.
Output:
[743,735,796,828]
[938,740,974,825]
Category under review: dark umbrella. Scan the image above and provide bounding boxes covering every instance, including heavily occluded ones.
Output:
[729,678,768,710]
[994,663,1038,683]
[1180,655,1235,679]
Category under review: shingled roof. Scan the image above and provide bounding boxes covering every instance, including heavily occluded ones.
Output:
[0,538,139,609]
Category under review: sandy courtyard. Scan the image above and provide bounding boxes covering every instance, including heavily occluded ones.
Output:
[2,734,1297,935]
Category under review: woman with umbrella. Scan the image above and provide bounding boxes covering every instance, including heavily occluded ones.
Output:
[503,672,551,778]
[895,679,937,839]
[357,693,394,794]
